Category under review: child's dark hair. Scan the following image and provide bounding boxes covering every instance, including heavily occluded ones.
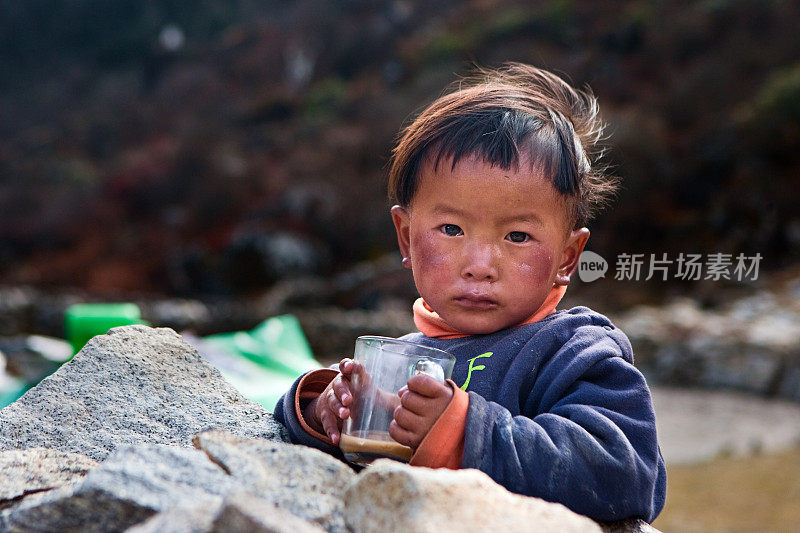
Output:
[388,63,617,229]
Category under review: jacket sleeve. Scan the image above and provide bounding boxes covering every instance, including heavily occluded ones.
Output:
[273,369,346,460]
[461,326,667,523]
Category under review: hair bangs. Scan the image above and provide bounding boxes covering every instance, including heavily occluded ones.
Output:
[428,108,544,175]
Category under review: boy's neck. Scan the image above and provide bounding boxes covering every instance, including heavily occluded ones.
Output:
[413,285,567,339]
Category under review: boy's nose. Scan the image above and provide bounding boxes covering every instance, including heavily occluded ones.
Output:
[461,243,499,281]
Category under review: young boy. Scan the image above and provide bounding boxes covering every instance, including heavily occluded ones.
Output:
[275,63,666,523]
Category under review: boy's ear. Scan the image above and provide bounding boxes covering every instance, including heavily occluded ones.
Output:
[391,205,412,268]
[555,228,590,286]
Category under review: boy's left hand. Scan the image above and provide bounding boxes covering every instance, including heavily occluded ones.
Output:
[389,374,454,450]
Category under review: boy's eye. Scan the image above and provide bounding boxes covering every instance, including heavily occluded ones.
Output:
[507,231,530,243]
[441,224,463,236]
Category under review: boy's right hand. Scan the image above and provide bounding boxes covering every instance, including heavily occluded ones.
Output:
[303,358,359,445]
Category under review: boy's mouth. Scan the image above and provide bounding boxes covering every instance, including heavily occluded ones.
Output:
[454,294,498,309]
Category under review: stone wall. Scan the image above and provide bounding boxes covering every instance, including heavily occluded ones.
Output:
[614,286,800,401]
[0,325,656,532]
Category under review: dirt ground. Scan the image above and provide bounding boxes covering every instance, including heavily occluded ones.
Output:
[651,387,800,532]
[652,386,800,465]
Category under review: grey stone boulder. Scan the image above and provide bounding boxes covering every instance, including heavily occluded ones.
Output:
[1,432,348,533]
[601,518,661,533]
[193,430,354,533]
[0,323,664,533]
[1,444,232,532]
[0,325,287,461]
[0,447,98,502]
[127,492,327,533]
[123,501,222,533]
[210,494,328,533]
[613,290,800,401]
[343,459,602,533]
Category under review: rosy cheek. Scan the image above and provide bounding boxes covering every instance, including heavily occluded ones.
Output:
[412,234,451,273]
[518,250,555,285]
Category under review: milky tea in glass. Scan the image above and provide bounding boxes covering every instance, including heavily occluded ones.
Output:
[339,336,455,466]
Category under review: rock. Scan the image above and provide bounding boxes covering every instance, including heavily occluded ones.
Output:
[0,448,98,502]
[125,501,222,533]
[223,230,328,290]
[0,336,63,384]
[2,432,350,533]
[193,430,354,532]
[127,492,327,533]
[0,322,664,533]
[613,292,800,400]
[601,519,661,533]
[144,299,213,333]
[125,500,223,533]
[211,493,328,533]
[343,459,602,533]
[0,325,287,460]
[1,444,232,532]
[0,287,37,337]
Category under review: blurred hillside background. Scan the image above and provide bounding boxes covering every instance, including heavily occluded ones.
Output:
[2,1,800,531]
[2,0,799,301]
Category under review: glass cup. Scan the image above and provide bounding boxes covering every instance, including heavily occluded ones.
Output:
[339,336,456,467]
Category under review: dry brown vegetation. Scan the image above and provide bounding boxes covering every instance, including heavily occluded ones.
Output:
[654,446,800,532]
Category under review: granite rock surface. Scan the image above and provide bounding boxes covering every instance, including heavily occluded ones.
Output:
[0,325,661,532]
[0,448,97,503]
[0,325,287,461]
[344,459,602,533]
[0,444,233,532]
[193,430,354,532]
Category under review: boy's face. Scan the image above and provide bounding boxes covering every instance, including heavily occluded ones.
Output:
[392,155,589,335]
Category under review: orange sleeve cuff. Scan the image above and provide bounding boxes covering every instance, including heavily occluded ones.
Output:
[409,379,468,469]
[294,368,339,445]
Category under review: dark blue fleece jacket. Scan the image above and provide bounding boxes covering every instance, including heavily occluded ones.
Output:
[275,306,666,523]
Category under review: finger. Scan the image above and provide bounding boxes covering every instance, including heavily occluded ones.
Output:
[319,408,341,444]
[338,358,357,377]
[332,377,353,407]
[350,360,367,381]
[399,390,434,416]
[340,358,366,376]
[389,419,422,449]
[325,388,349,419]
[374,388,400,412]
[406,374,449,397]
[392,405,426,431]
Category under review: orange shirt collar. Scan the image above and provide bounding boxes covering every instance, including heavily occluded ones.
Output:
[412,285,567,339]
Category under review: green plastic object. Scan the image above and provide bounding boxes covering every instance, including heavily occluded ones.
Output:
[64,303,146,355]
[202,314,321,409]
